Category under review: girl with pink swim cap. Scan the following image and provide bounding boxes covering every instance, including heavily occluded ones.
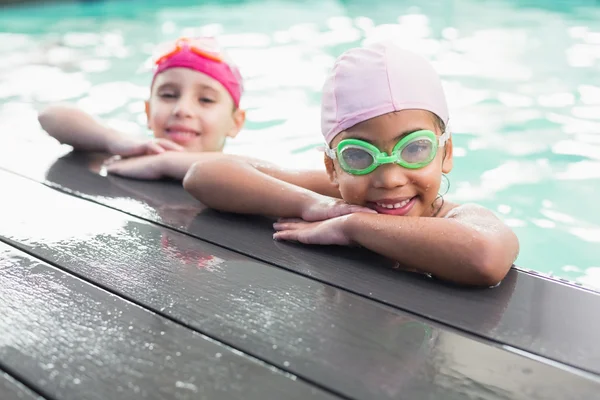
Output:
[183,41,520,286]
[38,37,246,180]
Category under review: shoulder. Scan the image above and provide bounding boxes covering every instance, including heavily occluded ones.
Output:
[439,202,499,221]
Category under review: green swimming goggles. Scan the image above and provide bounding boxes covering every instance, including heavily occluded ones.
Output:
[325,129,450,175]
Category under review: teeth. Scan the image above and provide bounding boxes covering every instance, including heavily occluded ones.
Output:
[376,198,411,209]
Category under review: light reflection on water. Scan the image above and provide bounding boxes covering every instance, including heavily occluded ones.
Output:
[1,0,599,287]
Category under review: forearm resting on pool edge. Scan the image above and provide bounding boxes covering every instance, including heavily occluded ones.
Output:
[38,104,121,152]
[343,212,519,287]
[183,158,320,217]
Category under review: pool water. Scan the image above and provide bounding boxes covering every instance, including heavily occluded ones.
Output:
[1,0,599,287]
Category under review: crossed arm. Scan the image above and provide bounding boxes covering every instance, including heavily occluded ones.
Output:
[183,157,519,286]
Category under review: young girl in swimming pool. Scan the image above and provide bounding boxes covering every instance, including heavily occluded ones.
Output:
[182,42,520,287]
[38,36,246,180]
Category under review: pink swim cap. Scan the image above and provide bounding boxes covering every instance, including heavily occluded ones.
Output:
[321,42,449,145]
[152,37,243,107]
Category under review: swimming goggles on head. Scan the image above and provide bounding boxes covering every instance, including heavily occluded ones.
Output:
[152,37,225,65]
[325,129,450,175]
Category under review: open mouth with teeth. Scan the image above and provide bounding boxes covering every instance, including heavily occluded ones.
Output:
[368,196,417,216]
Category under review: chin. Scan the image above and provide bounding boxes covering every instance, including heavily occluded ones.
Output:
[183,143,203,152]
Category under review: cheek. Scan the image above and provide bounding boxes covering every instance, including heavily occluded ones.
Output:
[199,107,230,129]
[410,167,442,195]
[337,174,370,204]
[149,103,169,124]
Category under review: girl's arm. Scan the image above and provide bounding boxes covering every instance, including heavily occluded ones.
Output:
[343,204,519,286]
[38,104,125,152]
[38,104,182,156]
[183,156,351,216]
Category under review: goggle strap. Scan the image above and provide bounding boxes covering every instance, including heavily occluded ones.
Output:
[324,145,337,160]
[439,127,451,145]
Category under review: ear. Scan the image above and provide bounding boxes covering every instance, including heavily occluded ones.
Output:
[144,100,152,129]
[226,108,246,139]
[324,153,339,187]
[441,137,453,173]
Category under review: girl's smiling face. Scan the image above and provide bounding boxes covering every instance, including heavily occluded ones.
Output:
[146,67,245,152]
[326,109,453,217]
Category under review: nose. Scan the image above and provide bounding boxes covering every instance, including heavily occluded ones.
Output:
[371,163,409,190]
[172,96,195,118]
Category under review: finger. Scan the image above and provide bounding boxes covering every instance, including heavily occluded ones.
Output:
[105,164,123,175]
[106,159,130,173]
[102,155,122,166]
[277,217,304,224]
[116,144,145,157]
[156,139,184,152]
[273,231,299,242]
[330,205,376,218]
[275,230,319,245]
[147,142,166,155]
[273,222,303,231]
[352,206,377,214]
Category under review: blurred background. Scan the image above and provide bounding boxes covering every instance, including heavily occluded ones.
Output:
[1,0,599,287]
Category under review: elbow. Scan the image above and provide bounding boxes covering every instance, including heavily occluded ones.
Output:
[37,107,54,131]
[183,160,216,205]
[182,162,202,193]
[37,105,63,137]
[468,236,516,287]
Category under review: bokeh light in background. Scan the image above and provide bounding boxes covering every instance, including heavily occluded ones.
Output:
[1,0,599,287]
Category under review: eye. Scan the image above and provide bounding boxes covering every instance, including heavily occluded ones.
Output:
[401,140,433,163]
[158,92,177,99]
[199,97,215,104]
[340,146,374,170]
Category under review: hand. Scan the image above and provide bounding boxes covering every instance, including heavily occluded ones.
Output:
[108,136,184,157]
[104,153,166,180]
[273,216,354,246]
[301,195,376,222]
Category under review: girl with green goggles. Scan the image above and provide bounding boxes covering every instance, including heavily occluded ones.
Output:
[325,129,451,176]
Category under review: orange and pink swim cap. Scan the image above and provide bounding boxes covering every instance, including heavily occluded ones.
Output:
[152,37,244,107]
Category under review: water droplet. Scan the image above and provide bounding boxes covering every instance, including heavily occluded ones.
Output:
[215,352,222,358]
[175,381,198,392]
[73,378,81,385]
[283,361,290,367]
